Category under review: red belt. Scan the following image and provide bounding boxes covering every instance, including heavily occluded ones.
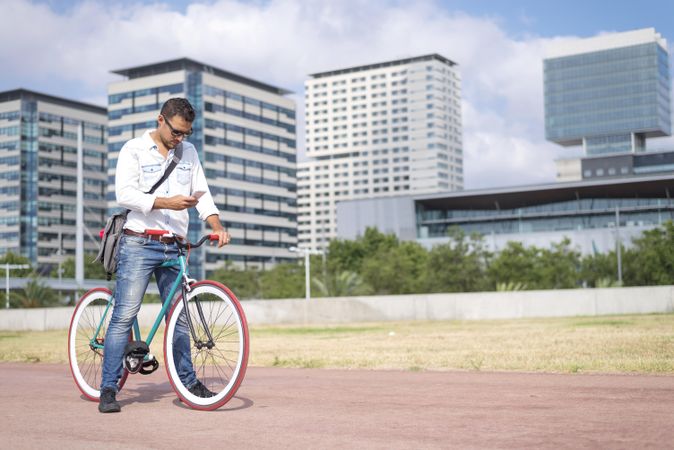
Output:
[123,229,181,244]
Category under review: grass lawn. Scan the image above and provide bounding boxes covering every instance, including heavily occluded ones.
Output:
[1,314,673,374]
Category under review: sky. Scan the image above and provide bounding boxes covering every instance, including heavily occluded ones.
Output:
[2,0,674,189]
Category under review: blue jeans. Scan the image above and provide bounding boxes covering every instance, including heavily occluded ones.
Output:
[101,234,197,391]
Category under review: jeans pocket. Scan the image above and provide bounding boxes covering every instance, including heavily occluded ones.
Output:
[123,235,146,246]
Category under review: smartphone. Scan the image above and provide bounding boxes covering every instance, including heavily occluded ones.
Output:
[192,190,207,199]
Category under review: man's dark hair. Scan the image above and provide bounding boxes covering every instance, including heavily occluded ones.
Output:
[160,98,196,122]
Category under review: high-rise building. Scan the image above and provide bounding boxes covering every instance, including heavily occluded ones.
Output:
[544,28,672,180]
[299,54,463,250]
[0,89,108,269]
[108,58,297,276]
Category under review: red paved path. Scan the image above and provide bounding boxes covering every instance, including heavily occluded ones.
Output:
[0,363,672,449]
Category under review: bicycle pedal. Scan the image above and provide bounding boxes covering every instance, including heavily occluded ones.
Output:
[124,341,149,374]
[139,355,159,375]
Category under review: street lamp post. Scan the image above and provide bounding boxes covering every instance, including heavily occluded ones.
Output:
[5,264,30,309]
[57,229,63,285]
[289,246,324,301]
[615,206,622,284]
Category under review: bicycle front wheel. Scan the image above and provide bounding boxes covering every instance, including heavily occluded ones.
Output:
[164,280,249,410]
[67,288,129,401]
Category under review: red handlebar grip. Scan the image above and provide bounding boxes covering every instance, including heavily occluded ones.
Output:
[209,234,219,240]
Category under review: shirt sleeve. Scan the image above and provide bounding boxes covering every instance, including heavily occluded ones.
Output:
[115,144,157,215]
[191,151,220,221]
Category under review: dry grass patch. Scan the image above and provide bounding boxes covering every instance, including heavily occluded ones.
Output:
[250,314,674,373]
[0,330,67,363]
[1,314,672,374]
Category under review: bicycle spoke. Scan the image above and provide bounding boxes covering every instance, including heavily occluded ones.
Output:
[69,290,129,400]
[165,282,248,409]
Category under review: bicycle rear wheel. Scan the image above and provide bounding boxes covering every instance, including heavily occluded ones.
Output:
[164,280,249,410]
[67,288,129,401]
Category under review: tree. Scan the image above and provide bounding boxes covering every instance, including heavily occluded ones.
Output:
[0,252,32,277]
[326,238,366,275]
[425,227,491,293]
[622,220,674,286]
[536,239,581,289]
[326,227,399,275]
[211,263,261,300]
[488,241,541,289]
[488,239,581,290]
[61,253,109,280]
[10,276,58,308]
[580,251,619,288]
[259,263,305,299]
[312,270,371,297]
[360,241,429,294]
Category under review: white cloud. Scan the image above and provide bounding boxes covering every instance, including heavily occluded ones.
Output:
[1,0,594,189]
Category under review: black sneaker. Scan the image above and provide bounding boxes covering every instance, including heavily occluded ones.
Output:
[98,387,121,413]
[188,380,216,398]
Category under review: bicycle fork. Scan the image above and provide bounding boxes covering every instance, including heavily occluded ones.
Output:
[180,281,215,350]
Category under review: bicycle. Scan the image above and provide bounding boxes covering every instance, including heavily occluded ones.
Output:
[67,231,250,411]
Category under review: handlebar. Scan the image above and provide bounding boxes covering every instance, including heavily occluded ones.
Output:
[183,234,221,249]
[143,229,222,249]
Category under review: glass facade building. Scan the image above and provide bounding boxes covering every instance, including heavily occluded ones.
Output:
[337,175,674,255]
[108,58,297,277]
[417,195,674,238]
[0,89,107,269]
[544,28,671,156]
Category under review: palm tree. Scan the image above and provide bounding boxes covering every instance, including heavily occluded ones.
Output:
[312,271,370,297]
[10,277,58,308]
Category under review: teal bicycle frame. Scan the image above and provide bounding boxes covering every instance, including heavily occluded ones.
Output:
[89,255,187,352]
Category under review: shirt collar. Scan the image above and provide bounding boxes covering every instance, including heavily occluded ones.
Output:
[142,129,175,159]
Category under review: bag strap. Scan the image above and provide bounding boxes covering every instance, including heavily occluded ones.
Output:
[146,142,183,195]
[120,143,184,216]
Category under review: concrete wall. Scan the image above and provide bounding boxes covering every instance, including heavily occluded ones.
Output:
[1,285,673,331]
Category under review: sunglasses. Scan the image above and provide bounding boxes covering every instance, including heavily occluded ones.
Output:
[162,115,193,138]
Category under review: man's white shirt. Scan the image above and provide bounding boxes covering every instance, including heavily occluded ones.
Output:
[115,130,219,238]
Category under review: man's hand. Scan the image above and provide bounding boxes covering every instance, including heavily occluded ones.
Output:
[206,214,230,248]
[153,195,198,211]
[209,229,231,248]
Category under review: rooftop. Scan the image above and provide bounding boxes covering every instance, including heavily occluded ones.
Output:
[545,28,668,59]
[0,89,106,115]
[111,57,292,95]
[414,174,674,210]
[309,54,457,79]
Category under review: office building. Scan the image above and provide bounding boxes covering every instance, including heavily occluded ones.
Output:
[108,58,297,276]
[299,54,463,250]
[337,175,674,255]
[0,89,107,269]
[545,28,672,182]
[544,28,671,157]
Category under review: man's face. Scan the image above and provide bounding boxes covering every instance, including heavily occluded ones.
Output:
[158,114,193,149]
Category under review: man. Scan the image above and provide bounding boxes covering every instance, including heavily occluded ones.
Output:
[99,98,230,413]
